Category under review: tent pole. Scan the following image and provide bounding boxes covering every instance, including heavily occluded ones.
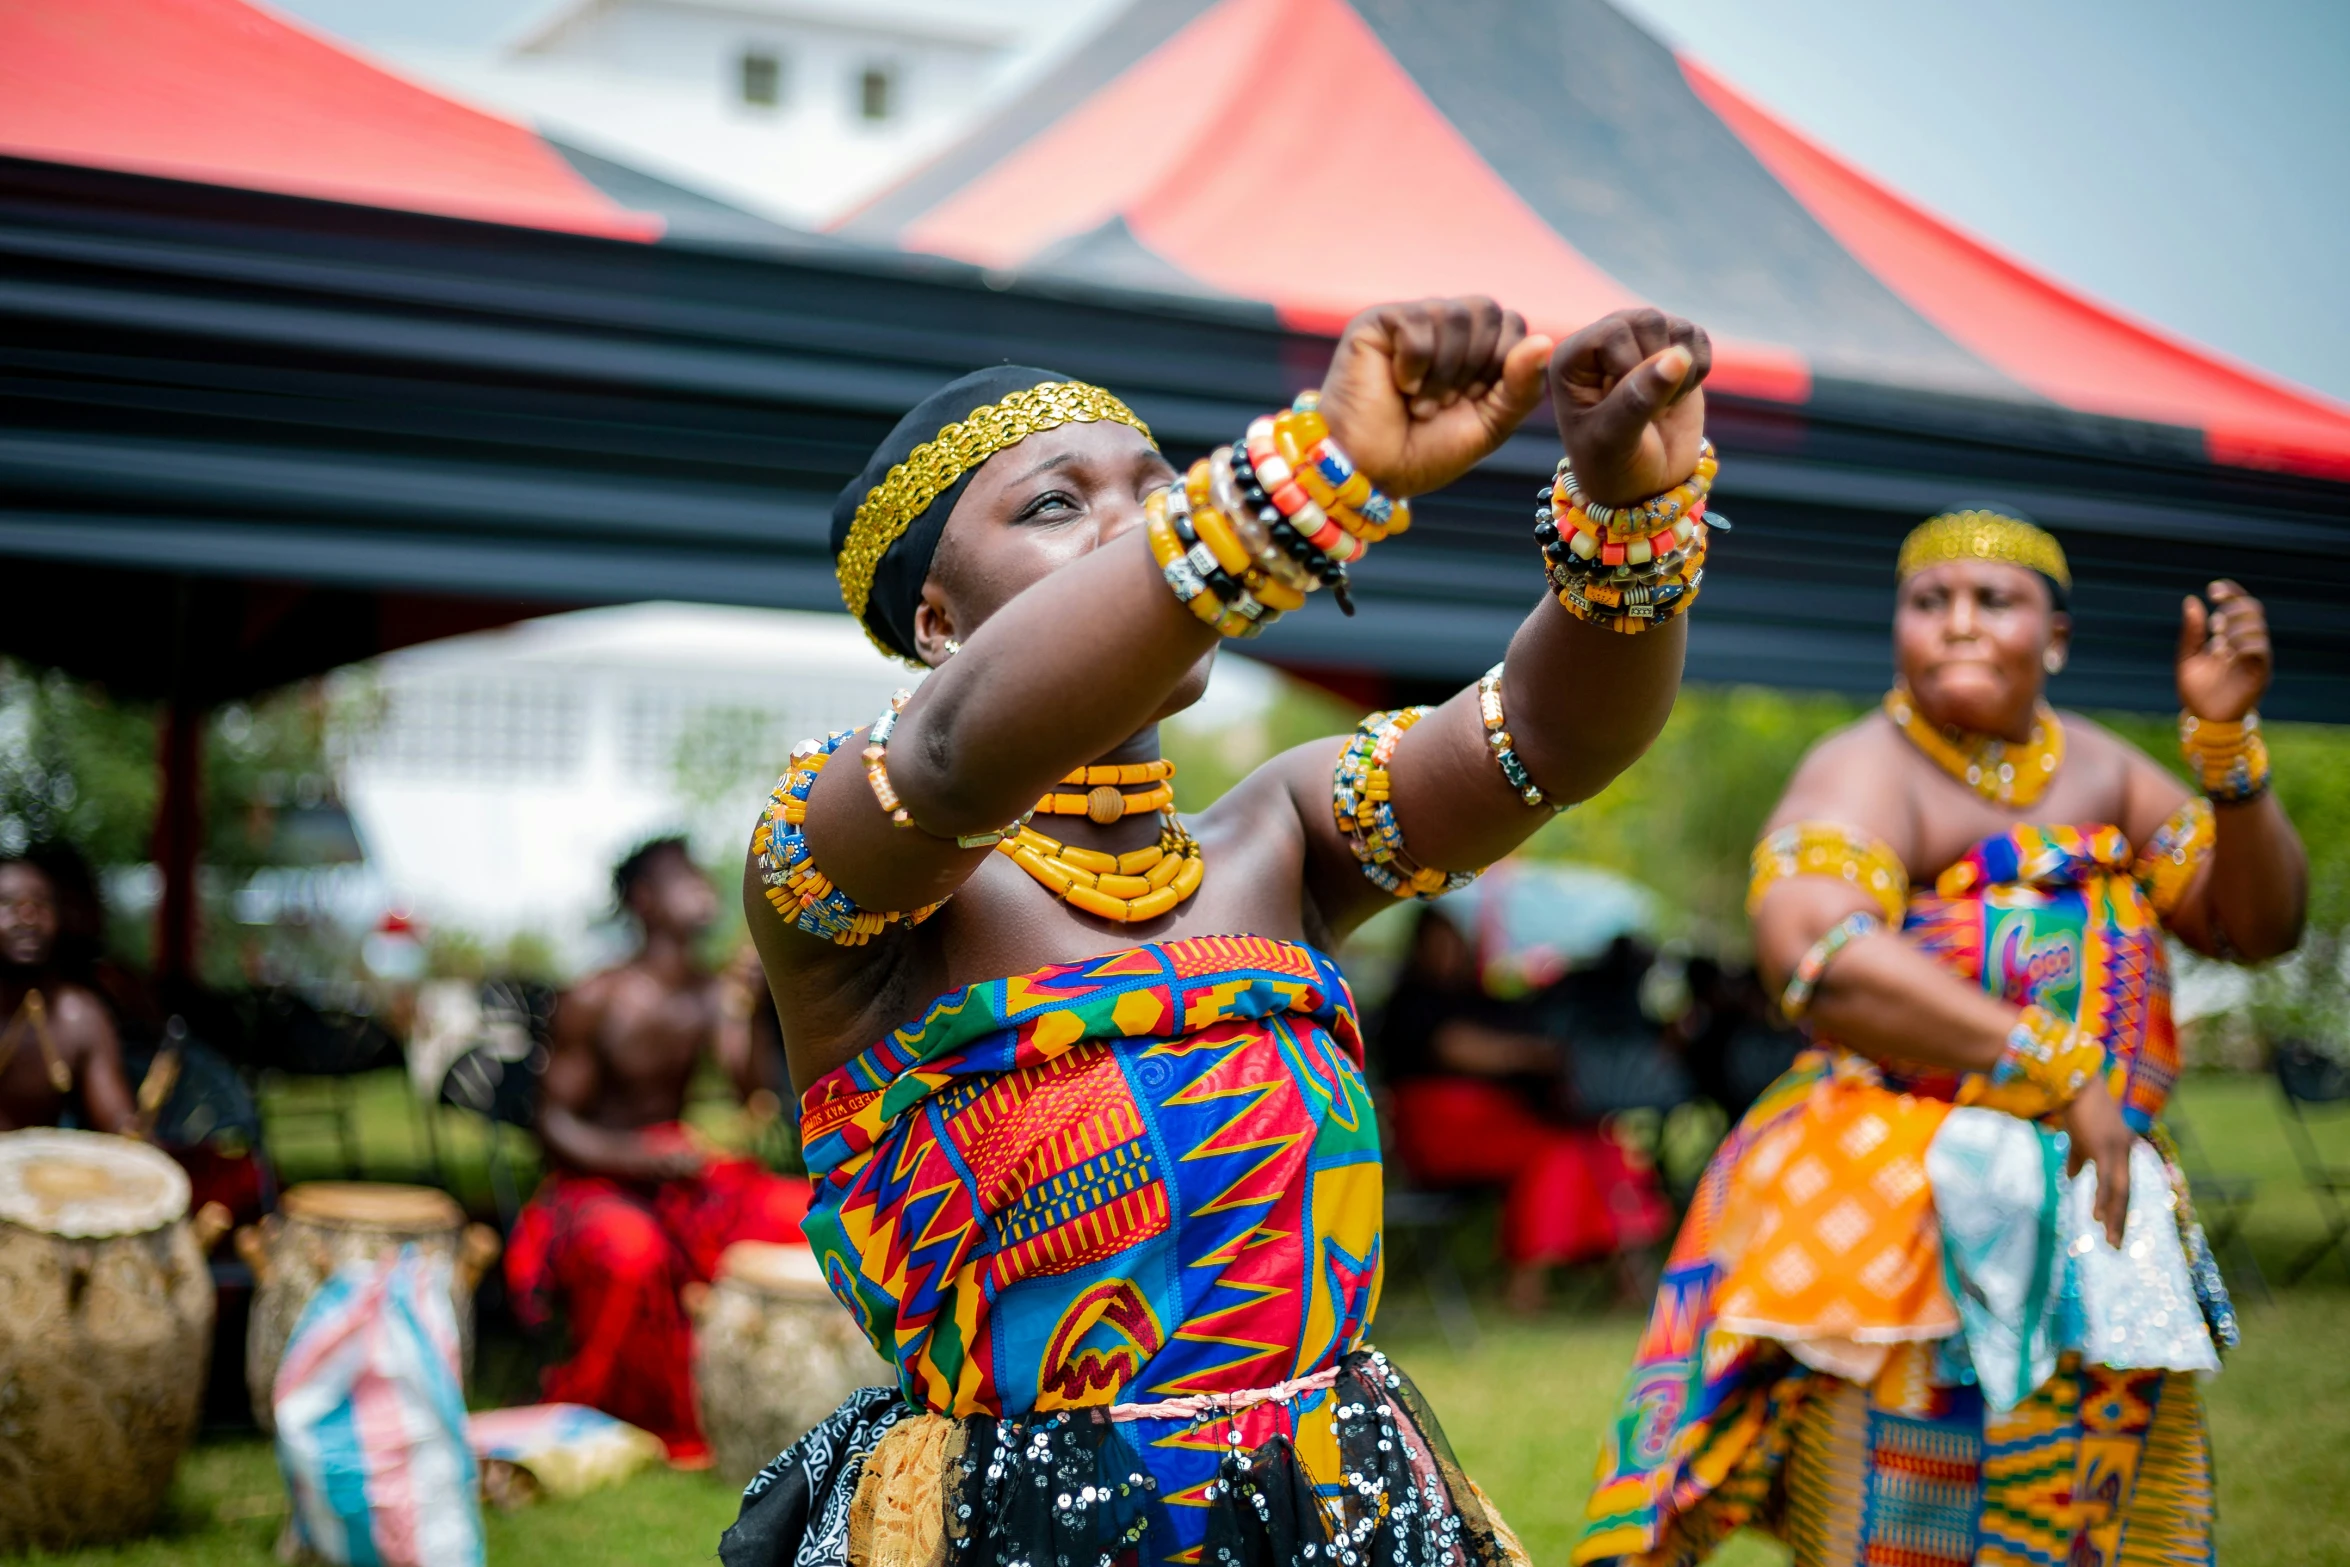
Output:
[154,702,204,984]
[154,580,203,985]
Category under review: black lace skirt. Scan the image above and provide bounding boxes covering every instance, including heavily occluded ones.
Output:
[720,1348,1524,1567]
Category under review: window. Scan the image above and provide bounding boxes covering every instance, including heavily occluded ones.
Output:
[858,64,894,121]
[739,48,782,108]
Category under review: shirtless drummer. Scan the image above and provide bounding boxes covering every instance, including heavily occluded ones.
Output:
[0,851,136,1135]
[504,836,811,1466]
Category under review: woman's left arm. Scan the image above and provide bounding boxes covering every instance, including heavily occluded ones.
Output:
[1290,308,1711,934]
[2145,580,2308,960]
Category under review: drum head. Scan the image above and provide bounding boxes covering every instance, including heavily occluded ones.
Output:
[716,1240,832,1299]
[280,1182,462,1231]
[0,1127,190,1238]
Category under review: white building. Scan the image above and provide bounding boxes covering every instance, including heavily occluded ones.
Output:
[333,602,1275,969]
[336,603,914,962]
[282,0,1126,227]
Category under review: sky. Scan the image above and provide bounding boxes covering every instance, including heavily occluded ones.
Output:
[1612,0,2350,402]
[267,0,2350,404]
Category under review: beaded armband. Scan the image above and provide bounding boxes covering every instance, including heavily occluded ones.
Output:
[1779,911,1882,1022]
[1475,664,1549,809]
[861,689,915,827]
[1533,440,1720,635]
[1147,392,1407,635]
[1748,821,1909,924]
[1957,1003,2108,1121]
[2180,711,2271,804]
[2134,796,2215,918]
[859,690,1026,848]
[1332,707,1483,900]
[755,731,945,946]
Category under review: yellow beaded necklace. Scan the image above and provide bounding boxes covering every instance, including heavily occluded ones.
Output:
[1884,684,2064,808]
[1000,810,1204,923]
[1032,760,1177,824]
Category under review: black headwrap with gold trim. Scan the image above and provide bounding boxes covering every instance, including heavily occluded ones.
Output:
[830,368,1155,663]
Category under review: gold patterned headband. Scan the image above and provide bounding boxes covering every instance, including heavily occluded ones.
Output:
[835,381,1155,632]
[1897,509,2070,592]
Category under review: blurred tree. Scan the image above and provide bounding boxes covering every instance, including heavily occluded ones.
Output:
[0,658,352,975]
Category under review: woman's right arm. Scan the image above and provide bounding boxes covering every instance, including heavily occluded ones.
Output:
[1751,728,2132,1242]
[1748,737,2010,1077]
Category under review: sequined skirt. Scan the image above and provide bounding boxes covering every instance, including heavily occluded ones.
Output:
[719,1349,1529,1567]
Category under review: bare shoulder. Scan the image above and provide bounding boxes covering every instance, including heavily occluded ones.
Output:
[1766,712,1913,831]
[46,982,120,1053]
[1199,735,1339,845]
[2056,708,2192,838]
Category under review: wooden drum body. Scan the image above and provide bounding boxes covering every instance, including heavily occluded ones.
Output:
[0,1128,228,1552]
[692,1241,889,1485]
[237,1182,499,1432]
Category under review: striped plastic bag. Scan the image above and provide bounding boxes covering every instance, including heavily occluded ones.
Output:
[274,1244,486,1567]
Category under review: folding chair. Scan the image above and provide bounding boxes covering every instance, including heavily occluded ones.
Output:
[1381,1187,1480,1352]
[2274,1040,2350,1285]
[2161,1106,2267,1302]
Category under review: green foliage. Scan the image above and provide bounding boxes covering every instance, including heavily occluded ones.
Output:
[0,661,161,863]
[1162,674,1362,813]
[1523,685,1866,950]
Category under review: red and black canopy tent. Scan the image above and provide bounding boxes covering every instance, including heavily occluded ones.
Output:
[3,0,2347,966]
[841,0,2350,705]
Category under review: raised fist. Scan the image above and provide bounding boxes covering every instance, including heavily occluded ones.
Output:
[1549,308,1711,507]
[1316,297,1552,498]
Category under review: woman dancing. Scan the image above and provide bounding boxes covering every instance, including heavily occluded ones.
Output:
[723,297,1722,1567]
[1579,512,2306,1564]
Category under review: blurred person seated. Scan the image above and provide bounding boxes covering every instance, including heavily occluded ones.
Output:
[1672,955,1803,1125]
[25,841,275,1233]
[0,849,137,1135]
[1374,906,1669,1314]
[505,836,813,1468]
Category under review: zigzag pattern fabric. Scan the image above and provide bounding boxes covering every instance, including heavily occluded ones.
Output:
[797,936,1390,1565]
[1578,815,2217,1565]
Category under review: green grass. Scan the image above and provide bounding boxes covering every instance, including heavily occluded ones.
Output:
[34,1073,2346,1565]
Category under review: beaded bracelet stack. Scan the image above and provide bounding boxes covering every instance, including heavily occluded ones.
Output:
[1333,707,1482,900]
[2179,711,2271,804]
[1146,392,1408,638]
[757,729,945,944]
[1957,1002,2109,1118]
[1476,664,1549,810]
[1534,440,1721,634]
[1778,910,1881,1022]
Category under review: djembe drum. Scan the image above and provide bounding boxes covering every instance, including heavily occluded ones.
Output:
[691,1240,888,1484]
[0,1128,230,1551]
[236,1181,500,1432]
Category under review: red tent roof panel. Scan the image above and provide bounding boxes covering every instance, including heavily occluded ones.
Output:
[869,0,2350,476]
[0,0,658,241]
[1682,59,2350,479]
[905,0,1809,400]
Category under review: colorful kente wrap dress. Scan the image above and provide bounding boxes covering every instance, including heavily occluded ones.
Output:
[723,935,1525,1567]
[1578,807,2240,1567]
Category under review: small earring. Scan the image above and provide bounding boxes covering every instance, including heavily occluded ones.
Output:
[943,638,962,658]
[2043,648,2065,674]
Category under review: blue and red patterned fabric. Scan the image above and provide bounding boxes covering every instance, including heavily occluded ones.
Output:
[796,935,1388,1565]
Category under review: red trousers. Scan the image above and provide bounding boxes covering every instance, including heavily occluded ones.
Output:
[1388,1077,1670,1268]
[505,1140,811,1462]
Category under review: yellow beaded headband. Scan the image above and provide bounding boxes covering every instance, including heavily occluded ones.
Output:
[835,381,1155,638]
[1897,509,2070,592]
